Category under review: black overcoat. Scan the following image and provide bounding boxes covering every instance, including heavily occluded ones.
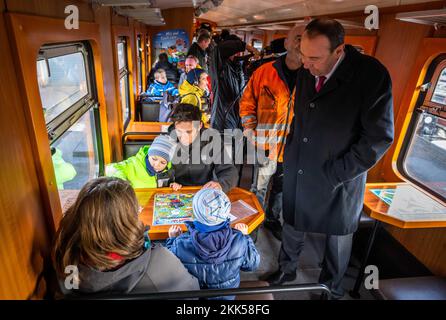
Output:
[283,45,394,235]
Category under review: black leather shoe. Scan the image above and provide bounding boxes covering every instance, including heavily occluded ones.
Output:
[263,220,282,241]
[265,269,296,285]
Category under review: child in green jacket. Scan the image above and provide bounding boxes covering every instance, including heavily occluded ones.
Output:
[106,135,182,190]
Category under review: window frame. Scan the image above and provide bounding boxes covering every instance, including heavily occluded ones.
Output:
[396,54,446,203]
[117,37,131,129]
[136,34,144,95]
[38,42,105,179]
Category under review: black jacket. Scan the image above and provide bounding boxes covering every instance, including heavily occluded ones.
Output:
[187,42,208,72]
[170,128,239,193]
[210,39,246,131]
[283,45,394,235]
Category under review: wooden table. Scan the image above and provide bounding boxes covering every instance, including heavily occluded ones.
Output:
[135,186,265,240]
[363,182,446,228]
[125,121,171,141]
[350,182,446,298]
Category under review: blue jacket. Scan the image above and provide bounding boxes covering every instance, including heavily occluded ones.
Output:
[146,80,179,97]
[165,222,260,299]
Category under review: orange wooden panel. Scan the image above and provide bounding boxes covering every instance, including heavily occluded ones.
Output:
[344,35,377,56]
[0,7,50,300]
[6,13,112,230]
[136,187,265,240]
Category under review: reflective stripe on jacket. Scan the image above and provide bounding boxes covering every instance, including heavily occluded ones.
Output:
[239,57,295,162]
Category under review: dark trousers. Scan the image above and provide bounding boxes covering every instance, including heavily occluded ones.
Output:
[279,222,353,298]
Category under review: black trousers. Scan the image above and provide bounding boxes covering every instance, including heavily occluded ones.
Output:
[279,222,353,298]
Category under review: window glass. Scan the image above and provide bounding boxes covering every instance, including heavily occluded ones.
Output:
[253,40,262,51]
[137,35,143,93]
[117,42,126,70]
[403,113,446,200]
[431,68,446,105]
[120,75,130,126]
[51,108,99,190]
[37,52,88,123]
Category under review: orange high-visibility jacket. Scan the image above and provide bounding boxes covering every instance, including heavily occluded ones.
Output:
[239,56,295,162]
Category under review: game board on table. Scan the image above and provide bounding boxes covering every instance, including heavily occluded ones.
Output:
[152,193,195,226]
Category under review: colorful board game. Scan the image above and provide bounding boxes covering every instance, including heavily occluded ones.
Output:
[370,188,395,206]
[152,193,194,226]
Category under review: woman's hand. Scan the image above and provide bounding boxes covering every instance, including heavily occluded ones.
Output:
[234,223,249,235]
[170,182,183,191]
[168,225,182,238]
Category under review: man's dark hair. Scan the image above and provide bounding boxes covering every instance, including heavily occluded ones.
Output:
[158,52,169,63]
[170,103,202,123]
[304,18,345,52]
[220,29,230,41]
[197,32,211,43]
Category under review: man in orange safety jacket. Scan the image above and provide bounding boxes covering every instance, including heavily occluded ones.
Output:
[239,26,301,240]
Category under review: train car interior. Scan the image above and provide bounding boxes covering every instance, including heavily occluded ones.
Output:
[0,0,446,303]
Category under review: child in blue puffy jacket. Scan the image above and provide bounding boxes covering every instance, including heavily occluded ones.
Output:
[166,188,260,300]
[146,68,179,97]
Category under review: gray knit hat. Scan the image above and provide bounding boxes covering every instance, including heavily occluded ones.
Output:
[147,135,177,162]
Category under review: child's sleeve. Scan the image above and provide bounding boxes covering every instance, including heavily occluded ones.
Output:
[167,82,179,96]
[240,235,260,272]
[147,84,155,96]
[105,162,128,181]
[165,237,178,256]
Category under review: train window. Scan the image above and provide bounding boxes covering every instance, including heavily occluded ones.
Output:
[137,35,143,94]
[37,52,88,124]
[37,42,104,194]
[397,56,446,202]
[431,67,446,105]
[117,37,130,128]
[51,108,100,190]
[252,39,263,51]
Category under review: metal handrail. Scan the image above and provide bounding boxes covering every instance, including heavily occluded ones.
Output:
[65,283,331,300]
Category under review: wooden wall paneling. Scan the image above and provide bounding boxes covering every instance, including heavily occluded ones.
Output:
[5,0,94,21]
[94,6,122,162]
[386,225,446,277]
[0,8,50,299]
[344,35,377,56]
[366,13,433,182]
[378,38,446,277]
[6,13,112,231]
[112,24,137,136]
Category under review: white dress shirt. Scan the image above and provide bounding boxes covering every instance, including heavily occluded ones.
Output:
[315,51,346,88]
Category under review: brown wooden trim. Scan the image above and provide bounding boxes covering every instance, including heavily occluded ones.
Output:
[6,13,111,231]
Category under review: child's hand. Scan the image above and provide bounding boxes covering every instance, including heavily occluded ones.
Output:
[170,182,182,191]
[168,225,182,238]
[234,223,248,235]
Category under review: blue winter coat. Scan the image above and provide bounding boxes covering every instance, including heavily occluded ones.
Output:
[165,222,260,300]
[146,80,179,97]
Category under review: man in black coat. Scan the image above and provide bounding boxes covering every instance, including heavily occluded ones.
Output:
[266,19,394,299]
[210,37,259,131]
[187,32,211,72]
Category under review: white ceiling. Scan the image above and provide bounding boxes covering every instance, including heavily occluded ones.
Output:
[197,0,444,26]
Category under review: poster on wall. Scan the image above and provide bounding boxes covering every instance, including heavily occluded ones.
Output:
[153,29,189,70]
